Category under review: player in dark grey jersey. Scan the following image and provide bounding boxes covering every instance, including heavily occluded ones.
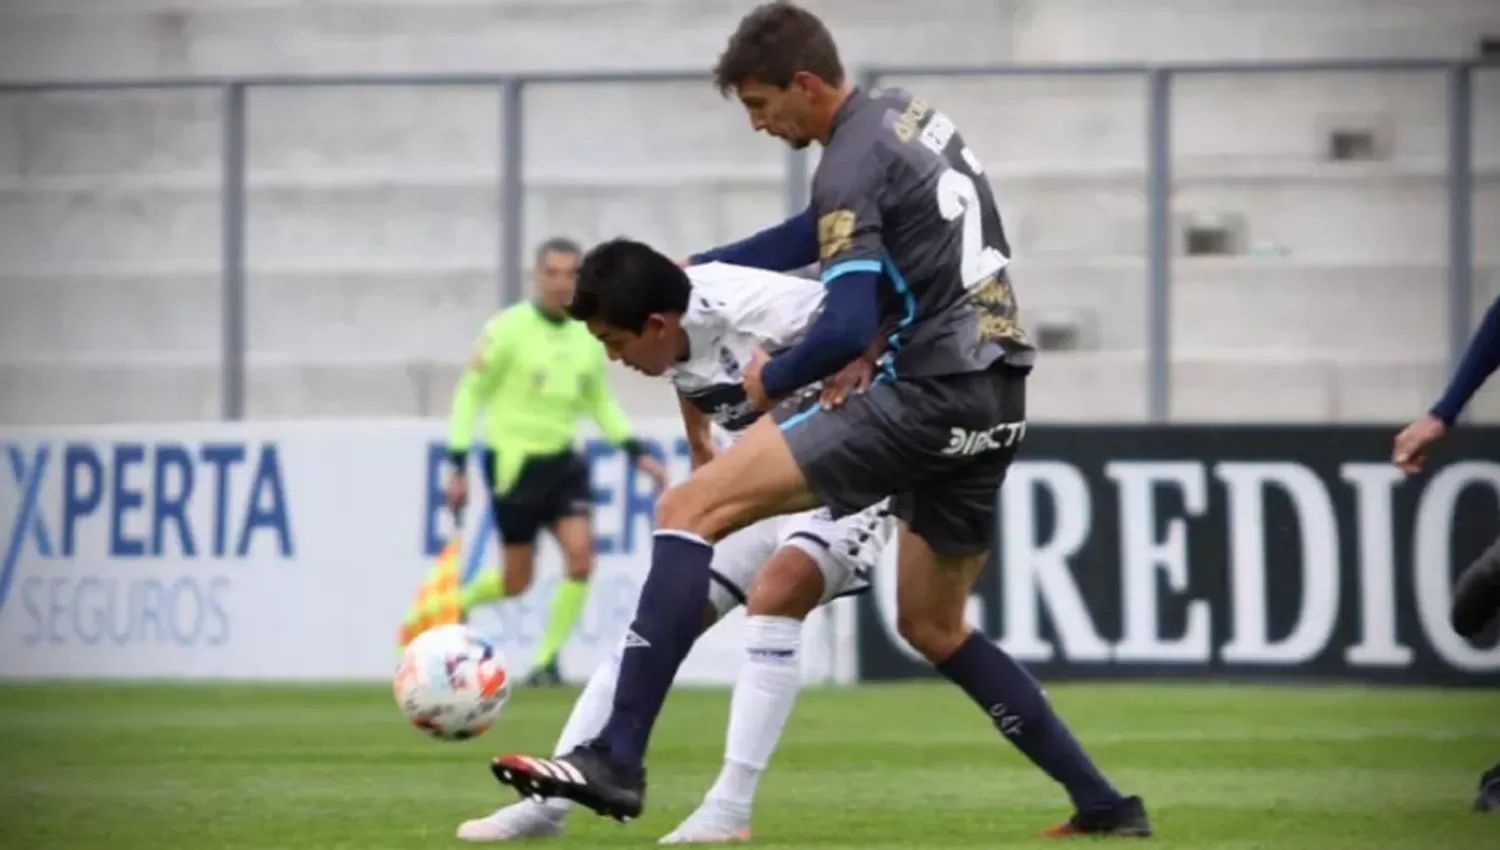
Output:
[487,2,1149,838]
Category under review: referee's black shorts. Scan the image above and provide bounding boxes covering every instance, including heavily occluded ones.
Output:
[479,449,592,546]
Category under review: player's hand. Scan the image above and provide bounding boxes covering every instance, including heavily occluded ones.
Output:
[444,474,468,511]
[821,358,874,409]
[635,454,670,491]
[744,348,772,412]
[1393,413,1447,474]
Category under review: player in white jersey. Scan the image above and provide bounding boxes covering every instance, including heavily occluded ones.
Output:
[457,241,892,843]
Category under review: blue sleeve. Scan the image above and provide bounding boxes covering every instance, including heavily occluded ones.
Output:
[690,207,819,272]
[760,269,880,400]
[1431,292,1500,425]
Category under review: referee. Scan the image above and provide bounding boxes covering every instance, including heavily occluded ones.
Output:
[406,237,668,687]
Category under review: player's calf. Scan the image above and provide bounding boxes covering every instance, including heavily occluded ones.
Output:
[662,545,833,845]
[714,550,823,795]
[894,528,1144,830]
[587,423,822,779]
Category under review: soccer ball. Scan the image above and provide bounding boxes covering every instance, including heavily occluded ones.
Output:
[394,624,511,741]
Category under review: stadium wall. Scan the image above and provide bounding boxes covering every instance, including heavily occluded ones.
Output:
[1,421,1495,686]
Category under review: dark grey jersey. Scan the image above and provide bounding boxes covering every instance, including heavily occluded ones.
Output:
[811,88,1035,377]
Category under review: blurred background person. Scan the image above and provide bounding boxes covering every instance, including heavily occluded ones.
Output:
[403,237,668,686]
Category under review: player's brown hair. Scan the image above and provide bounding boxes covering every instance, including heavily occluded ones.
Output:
[713,1,846,94]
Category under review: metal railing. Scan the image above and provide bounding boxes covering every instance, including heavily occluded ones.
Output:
[1,58,1490,421]
[858,58,1489,421]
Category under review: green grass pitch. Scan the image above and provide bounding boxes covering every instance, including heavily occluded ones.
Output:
[1,680,1496,849]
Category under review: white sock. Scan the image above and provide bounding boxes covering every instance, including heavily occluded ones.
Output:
[537,639,623,816]
[706,615,803,810]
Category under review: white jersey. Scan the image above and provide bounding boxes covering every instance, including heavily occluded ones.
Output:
[667,262,825,440]
[662,264,894,614]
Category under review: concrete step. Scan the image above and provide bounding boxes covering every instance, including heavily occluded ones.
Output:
[7,351,1496,427]
[4,260,1494,361]
[0,355,677,426]
[1000,0,1498,63]
[0,83,786,179]
[3,0,1496,81]
[0,174,785,271]
[0,0,1021,80]
[6,70,1497,180]
[997,167,1500,260]
[1012,259,1500,353]
[3,166,1493,270]
[883,68,1500,170]
[1028,353,1500,424]
[3,259,1489,360]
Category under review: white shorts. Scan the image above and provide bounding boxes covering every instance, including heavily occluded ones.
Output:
[705,499,894,617]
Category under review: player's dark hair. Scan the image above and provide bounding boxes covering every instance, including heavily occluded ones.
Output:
[567,238,691,332]
[534,236,582,265]
[713,1,845,95]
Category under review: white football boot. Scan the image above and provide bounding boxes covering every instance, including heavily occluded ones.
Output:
[456,800,566,842]
[658,799,752,844]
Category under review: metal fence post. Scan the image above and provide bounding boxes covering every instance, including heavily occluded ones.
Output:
[1145,68,1173,423]
[220,82,247,421]
[1447,62,1475,395]
[500,78,525,308]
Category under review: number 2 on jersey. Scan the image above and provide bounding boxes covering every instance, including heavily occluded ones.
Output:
[935,167,1006,289]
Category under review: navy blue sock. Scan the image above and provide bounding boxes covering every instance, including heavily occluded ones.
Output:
[936,632,1124,813]
[596,531,713,770]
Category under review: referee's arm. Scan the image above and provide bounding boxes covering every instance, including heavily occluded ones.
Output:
[444,317,511,474]
[582,348,652,466]
[676,394,717,470]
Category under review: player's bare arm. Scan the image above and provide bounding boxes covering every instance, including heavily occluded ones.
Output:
[820,332,885,409]
[676,391,718,470]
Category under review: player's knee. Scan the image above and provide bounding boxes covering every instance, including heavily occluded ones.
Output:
[655,479,712,535]
[897,612,967,663]
[745,583,814,619]
[746,551,824,619]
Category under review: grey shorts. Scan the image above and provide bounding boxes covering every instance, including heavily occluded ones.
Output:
[774,366,1028,557]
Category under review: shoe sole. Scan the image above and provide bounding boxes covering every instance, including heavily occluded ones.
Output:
[491,756,641,823]
[1041,825,1153,839]
[660,827,752,844]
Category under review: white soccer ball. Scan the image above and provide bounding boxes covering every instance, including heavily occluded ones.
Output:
[394,624,511,741]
